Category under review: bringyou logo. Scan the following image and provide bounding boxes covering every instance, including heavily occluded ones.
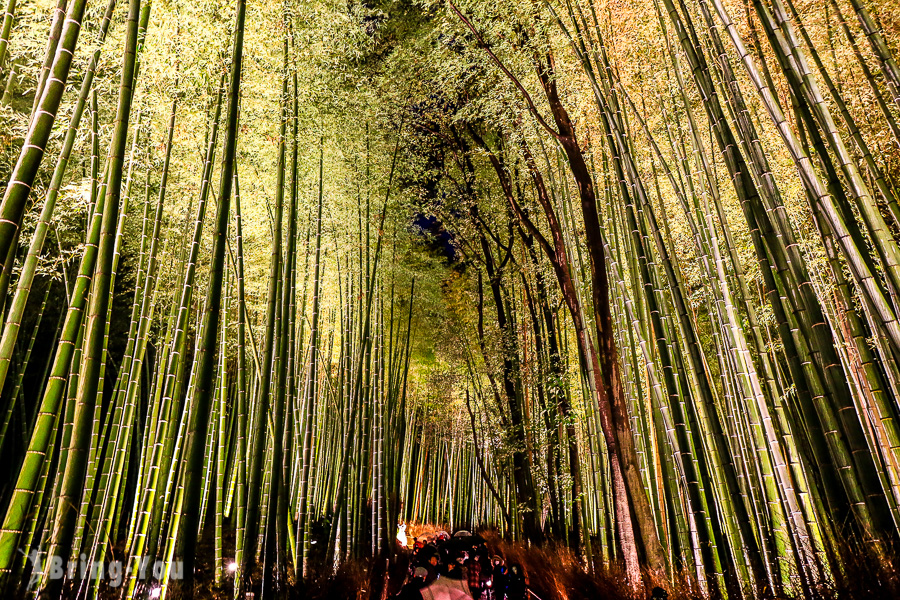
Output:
[21,549,183,589]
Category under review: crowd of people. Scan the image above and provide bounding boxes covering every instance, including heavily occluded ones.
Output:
[393,530,528,600]
[391,527,672,600]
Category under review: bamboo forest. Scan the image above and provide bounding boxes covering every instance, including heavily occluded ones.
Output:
[4,0,900,598]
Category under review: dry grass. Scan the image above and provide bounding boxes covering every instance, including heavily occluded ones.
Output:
[123,527,900,600]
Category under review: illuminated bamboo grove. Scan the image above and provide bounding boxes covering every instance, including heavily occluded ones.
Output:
[0,0,900,598]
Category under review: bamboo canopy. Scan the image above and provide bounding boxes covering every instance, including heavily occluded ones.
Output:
[0,0,899,598]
